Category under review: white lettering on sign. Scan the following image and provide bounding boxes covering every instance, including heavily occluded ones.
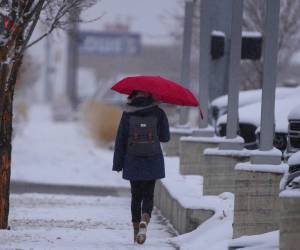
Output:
[78,32,141,56]
[140,124,147,127]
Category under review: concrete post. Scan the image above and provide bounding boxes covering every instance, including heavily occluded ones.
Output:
[179,0,195,126]
[251,0,281,165]
[259,0,280,151]
[208,0,233,101]
[233,164,287,238]
[280,195,300,250]
[219,0,244,150]
[198,0,212,129]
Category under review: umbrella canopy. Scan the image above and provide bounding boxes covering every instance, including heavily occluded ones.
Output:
[111,76,199,107]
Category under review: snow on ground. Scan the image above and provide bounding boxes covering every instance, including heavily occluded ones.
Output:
[0,194,174,250]
[12,105,128,188]
[163,157,235,250]
[228,231,279,250]
[171,209,233,250]
[10,104,281,250]
[163,157,279,250]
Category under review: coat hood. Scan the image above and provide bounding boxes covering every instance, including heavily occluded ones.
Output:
[124,96,159,114]
[124,102,159,114]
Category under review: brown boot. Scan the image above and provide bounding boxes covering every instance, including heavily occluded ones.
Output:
[133,222,139,243]
[136,213,150,244]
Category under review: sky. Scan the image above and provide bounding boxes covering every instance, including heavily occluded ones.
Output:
[80,0,182,45]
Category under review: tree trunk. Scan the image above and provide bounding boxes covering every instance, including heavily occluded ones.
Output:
[0,89,13,229]
[0,59,21,229]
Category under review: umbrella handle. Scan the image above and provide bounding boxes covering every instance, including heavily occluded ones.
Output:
[199,107,204,120]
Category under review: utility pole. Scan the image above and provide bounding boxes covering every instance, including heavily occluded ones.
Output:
[198,0,212,129]
[179,0,195,126]
[209,0,233,101]
[251,0,281,164]
[219,0,244,150]
[65,7,80,110]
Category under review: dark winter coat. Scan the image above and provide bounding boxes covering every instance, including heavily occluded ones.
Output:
[112,98,170,181]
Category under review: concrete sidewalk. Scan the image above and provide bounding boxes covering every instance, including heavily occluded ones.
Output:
[2,190,176,249]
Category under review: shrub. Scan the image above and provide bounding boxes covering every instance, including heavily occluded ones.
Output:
[80,101,122,146]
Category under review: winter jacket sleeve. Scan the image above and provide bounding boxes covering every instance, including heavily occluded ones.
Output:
[112,113,128,172]
[158,108,170,143]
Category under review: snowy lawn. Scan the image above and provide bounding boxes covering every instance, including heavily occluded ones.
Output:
[0,194,175,250]
[12,105,128,188]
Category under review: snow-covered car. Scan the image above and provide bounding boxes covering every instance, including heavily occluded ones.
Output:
[216,87,300,150]
[286,105,300,157]
[209,87,293,128]
[283,151,300,190]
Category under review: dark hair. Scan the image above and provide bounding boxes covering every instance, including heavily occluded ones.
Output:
[128,90,139,100]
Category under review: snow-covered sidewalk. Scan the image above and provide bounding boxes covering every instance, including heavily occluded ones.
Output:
[9,104,279,250]
[12,105,128,188]
[0,194,175,250]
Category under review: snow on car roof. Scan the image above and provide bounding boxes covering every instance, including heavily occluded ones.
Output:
[288,104,300,120]
[210,87,293,109]
[288,151,300,165]
[217,86,300,133]
[274,92,300,133]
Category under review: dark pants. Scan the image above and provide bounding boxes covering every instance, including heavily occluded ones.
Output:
[130,180,156,223]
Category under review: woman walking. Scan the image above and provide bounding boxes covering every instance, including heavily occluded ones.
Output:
[112,90,170,244]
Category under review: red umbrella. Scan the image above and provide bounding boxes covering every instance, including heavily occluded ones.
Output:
[111,76,199,107]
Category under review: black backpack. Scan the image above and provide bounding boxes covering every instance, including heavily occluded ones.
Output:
[127,115,161,157]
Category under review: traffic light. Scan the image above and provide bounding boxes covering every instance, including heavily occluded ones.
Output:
[211,31,225,60]
[241,33,262,60]
[210,30,262,61]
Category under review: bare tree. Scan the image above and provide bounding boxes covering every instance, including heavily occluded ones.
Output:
[171,0,300,89]
[0,0,97,229]
[242,0,300,89]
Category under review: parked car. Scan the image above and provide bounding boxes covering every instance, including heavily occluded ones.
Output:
[286,105,300,158]
[216,87,300,151]
[283,151,300,190]
[209,87,293,128]
[256,94,300,154]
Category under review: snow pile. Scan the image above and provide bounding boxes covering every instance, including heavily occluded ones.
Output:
[163,157,283,250]
[250,148,282,157]
[162,157,234,211]
[182,135,244,144]
[228,231,279,250]
[170,205,233,250]
[162,157,234,250]
[236,162,288,174]
[204,148,251,157]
